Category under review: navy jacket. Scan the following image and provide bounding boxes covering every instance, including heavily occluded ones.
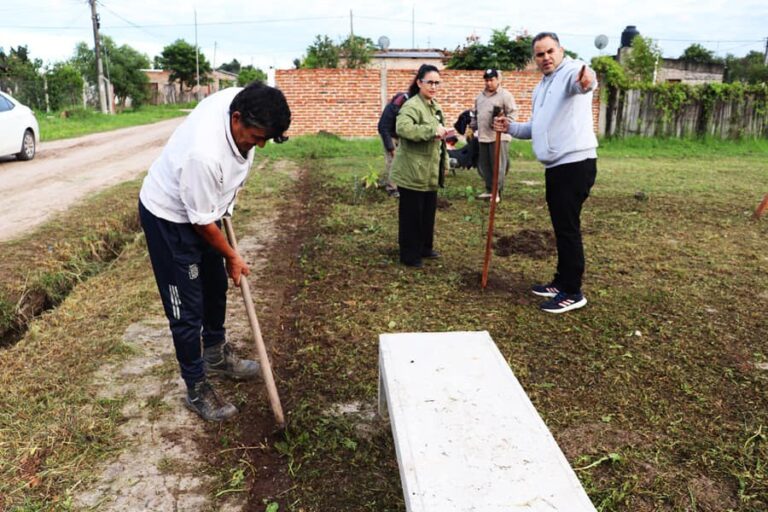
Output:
[377,92,408,152]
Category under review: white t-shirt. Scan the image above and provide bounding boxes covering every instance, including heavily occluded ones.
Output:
[139,87,254,225]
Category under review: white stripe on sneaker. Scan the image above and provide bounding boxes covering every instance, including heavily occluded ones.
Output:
[542,296,587,314]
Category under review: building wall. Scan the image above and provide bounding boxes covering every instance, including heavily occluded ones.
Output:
[656,59,724,85]
[143,69,238,104]
[617,50,725,85]
[275,68,601,137]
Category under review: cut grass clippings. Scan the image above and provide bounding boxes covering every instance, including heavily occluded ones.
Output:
[0,180,146,346]
[1,132,767,511]
[244,134,768,511]
[0,159,297,510]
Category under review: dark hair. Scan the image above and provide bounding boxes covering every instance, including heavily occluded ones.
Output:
[229,81,291,141]
[531,32,560,49]
[407,64,440,98]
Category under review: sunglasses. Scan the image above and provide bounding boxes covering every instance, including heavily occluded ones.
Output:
[420,80,441,87]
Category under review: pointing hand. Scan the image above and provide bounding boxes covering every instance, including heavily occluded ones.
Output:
[577,65,594,91]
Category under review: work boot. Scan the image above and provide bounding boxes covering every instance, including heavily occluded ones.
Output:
[203,341,261,380]
[185,380,237,422]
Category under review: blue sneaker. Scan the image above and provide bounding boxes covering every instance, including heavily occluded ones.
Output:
[540,291,587,314]
[531,282,561,298]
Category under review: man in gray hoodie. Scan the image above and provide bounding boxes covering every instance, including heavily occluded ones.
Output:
[494,32,597,314]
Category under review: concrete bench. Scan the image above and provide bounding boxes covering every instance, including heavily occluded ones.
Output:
[378,331,596,512]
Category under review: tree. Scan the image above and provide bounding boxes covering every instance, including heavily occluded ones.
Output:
[724,51,768,84]
[0,45,44,109]
[72,36,151,107]
[446,28,532,71]
[298,34,375,69]
[339,35,375,69]
[237,65,266,86]
[564,49,580,60]
[624,35,662,83]
[45,63,84,110]
[156,39,212,90]
[680,44,718,65]
[302,35,340,68]
[219,58,241,74]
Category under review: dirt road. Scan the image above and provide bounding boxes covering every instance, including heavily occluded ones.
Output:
[0,117,186,242]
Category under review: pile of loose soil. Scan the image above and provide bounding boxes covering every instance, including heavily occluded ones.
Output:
[494,229,555,259]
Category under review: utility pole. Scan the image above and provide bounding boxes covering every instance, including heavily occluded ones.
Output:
[89,0,108,114]
[194,9,201,100]
[412,6,415,48]
[764,37,768,66]
[350,9,354,39]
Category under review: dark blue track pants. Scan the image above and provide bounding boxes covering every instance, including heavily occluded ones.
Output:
[139,201,227,388]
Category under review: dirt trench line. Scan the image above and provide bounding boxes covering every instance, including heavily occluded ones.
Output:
[74,160,302,511]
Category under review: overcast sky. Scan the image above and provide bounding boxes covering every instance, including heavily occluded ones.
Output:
[2,0,766,71]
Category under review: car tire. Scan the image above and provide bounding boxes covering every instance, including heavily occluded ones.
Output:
[17,129,35,161]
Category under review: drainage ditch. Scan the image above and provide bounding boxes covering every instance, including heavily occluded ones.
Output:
[0,215,142,348]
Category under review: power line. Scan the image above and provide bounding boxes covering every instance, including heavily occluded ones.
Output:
[98,1,167,42]
[98,15,347,29]
[0,14,346,31]
[2,13,764,49]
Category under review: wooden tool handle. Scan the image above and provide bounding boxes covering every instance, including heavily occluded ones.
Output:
[223,217,285,428]
[481,130,502,288]
[754,193,768,220]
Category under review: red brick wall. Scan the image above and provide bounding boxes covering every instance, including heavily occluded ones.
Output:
[275,68,600,137]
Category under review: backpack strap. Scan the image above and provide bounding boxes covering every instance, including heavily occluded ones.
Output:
[391,92,408,108]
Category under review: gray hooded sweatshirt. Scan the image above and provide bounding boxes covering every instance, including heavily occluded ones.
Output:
[507,57,598,168]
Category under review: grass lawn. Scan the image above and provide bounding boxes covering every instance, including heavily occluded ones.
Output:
[256,134,768,511]
[36,103,193,141]
[0,134,766,511]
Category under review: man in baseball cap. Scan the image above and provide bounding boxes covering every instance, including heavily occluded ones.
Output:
[473,69,517,203]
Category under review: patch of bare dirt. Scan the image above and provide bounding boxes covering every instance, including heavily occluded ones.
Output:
[494,229,555,259]
[682,475,737,511]
[73,160,303,511]
[557,422,646,459]
[75,318,245,511]
[457,270,530,302]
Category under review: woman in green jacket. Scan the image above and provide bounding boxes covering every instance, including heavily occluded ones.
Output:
[390,64,450,268]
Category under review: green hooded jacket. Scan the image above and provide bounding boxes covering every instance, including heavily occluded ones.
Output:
[390,94,449,192]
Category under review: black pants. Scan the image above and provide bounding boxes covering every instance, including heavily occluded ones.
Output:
[397,187,437,265]
[139,201,227,388]
[545,159,597,294]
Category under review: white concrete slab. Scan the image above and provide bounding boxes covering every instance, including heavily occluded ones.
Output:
[378,331,597,512]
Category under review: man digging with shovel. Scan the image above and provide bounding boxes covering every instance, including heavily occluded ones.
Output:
[138,82,291,421]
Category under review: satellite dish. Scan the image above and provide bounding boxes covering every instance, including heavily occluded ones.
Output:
[594,34,609,50]
[378,36,390,50]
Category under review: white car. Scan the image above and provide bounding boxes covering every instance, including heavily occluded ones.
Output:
[0,91,40,160]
